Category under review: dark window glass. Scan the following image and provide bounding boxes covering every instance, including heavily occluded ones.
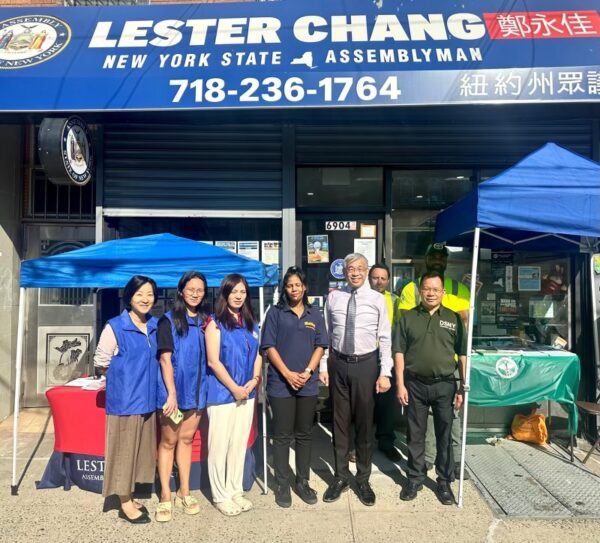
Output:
[297,167,384,208]
[391,169,473,210]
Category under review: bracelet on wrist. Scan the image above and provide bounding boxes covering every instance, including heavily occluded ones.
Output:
[253,375,262,384]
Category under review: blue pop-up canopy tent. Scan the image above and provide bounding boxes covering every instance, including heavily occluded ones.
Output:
[12,233,279,494]
[435,143,600,251]
[20,233,279,288]
[433,143,600,507]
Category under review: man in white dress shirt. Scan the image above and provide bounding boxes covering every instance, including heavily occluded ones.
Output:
[319,253,392,506]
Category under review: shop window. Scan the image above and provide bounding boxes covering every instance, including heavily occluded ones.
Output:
[297,167,384,208]
[390,169,473,264]
[391,169,473,210]
[474,253,570,347]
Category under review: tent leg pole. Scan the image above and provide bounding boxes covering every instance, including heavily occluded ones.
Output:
[258,287,268,494]
[11,287,26,496]
[262,363,268,495]
[458,227,480,508]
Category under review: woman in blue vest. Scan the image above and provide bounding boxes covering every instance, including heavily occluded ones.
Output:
[155,271,208,522]
[205,273,262,517]
[93,275,158,524]
[260,266,328,507]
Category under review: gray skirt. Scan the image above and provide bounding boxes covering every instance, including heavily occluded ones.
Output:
[102,412,157,498]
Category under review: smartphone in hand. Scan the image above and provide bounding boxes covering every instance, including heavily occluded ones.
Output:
[163,403,184,425]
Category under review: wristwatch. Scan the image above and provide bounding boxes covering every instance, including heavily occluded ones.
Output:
[304,367,314,376]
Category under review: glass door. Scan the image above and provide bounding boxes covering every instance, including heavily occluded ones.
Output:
[299,215,382,307]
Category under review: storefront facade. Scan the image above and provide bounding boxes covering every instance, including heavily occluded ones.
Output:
[1,1,600,434]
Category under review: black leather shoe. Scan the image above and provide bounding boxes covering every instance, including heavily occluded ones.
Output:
[400,482,423,501]
[275,484,292,508]
[118,508,151,524]
[380,447,402,462]
[295,479,318,505]
[356,481,376,506]
[134,503,149,515]
[454,463,470,480]
[436,482,455,505]
[323,478,349,503]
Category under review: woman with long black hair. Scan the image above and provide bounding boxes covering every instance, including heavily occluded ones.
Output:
[155,271,208,522]
[260,266,328,507]
[205,273,262,517]
[93,275,158,524]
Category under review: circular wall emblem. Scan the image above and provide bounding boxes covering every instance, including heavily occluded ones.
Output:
[330,259,345,279]
[495,356,519,379]
[0,15,71,70]
[38,116,94,186]
[62,117,93,186]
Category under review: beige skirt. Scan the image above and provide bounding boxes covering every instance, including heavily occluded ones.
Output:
[102,412,157,498]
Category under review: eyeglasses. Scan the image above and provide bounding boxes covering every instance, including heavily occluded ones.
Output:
[346,267,367,274]
[420,288,443,294]
[183,289,205,296]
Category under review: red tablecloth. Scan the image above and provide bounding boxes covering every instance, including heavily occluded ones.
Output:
[46,386,258,460]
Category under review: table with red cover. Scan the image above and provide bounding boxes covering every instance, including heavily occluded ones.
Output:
[37,385,258,493]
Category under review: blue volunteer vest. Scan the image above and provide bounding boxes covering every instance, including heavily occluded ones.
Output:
[156,311,207,411]
[206,316,259,406]
[105,310,158,416]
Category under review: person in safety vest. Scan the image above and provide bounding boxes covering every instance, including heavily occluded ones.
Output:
[398,243,471,480]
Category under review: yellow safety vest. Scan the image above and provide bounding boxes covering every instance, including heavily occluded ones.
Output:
[384,290,400,326]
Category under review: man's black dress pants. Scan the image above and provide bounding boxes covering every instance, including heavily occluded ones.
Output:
[405,374,456,484]
[329,350,379,484]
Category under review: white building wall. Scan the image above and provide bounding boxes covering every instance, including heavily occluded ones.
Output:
[0,125,23,420]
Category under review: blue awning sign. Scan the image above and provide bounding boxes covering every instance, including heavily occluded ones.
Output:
[0,0,599,111]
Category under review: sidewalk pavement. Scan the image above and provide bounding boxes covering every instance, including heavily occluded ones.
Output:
[2,408,600,543]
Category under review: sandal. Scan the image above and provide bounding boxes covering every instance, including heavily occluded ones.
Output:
[174,494,200,515]
[215,500,242,517]
[155,501,172,523]
[232,495,253,512]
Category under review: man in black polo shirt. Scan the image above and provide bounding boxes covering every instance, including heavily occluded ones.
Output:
[393,271,466,505]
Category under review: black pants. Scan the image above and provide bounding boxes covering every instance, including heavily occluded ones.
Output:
[375,369,397,450]
[329,350,379,484]
[406,375,456,484]
[269,395,318,487]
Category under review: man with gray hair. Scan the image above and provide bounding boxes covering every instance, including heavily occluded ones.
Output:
[320,253,392,506]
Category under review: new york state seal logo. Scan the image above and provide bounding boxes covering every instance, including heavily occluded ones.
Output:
[0,15,71,69]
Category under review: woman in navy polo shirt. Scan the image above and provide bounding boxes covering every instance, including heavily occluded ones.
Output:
[155,271,208,522]
[261,266,328,508]
[205,273,262,517]
[93,275,158,524]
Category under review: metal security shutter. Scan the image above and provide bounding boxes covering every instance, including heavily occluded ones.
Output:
[295,119,594,166]
[103,123,283,211]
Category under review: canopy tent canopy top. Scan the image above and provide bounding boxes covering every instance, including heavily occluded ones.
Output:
[19,233,279,289]
[434,143,600,251]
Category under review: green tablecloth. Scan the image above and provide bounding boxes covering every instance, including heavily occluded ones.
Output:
[470,349,581,434]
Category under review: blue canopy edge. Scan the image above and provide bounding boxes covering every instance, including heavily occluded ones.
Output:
[434,143,600,251]
[20,233,279,288]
